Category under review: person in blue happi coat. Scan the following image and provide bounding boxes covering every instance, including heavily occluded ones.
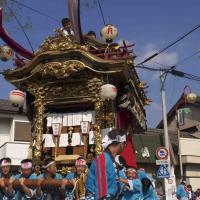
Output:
[86,128,127,200]
[115,155,126,180]
[119,166,143,200]
[137,168,159,200]
[0,157,15,199]
[36,159,64,200]
[115,155,127,199]
[14,159,38,199]
[176,180,189,200]
[64,157,88,199]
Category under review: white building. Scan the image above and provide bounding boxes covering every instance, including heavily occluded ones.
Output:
[0,99,31,165]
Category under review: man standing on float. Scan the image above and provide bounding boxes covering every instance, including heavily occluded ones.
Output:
[86,128,127,200]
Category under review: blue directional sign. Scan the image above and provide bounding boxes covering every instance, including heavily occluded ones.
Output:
[156,165,170,178]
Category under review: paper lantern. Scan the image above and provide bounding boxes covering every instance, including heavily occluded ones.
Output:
[185,92,197,103]
[0,45,13,61]
[99,84,117,100]
[9,90,25,107]
[100,24,118,43]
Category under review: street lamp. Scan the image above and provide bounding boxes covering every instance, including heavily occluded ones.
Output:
[176,85,197,179]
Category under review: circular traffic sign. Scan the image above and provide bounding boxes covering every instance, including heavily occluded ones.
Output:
[156,147,168,160]
[168,178,173,184]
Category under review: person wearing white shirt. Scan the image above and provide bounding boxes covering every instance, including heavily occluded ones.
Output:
[61,18,74,36]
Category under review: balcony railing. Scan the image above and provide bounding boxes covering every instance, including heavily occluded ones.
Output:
[0,141,30,165]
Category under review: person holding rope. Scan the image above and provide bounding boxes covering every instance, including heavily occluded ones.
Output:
[36,159,64,200]
[14,159,38,199]
[0,157,15,199]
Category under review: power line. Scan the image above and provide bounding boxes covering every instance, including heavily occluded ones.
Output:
[137,24,200,66]
[176,49,200,66]
[170,70,200,83]
[5,1,34,52]
[97,0,106,25]
[136,55,167,67]
[135,64,200,83]
[9,0,60,23]
[135,64,166,72]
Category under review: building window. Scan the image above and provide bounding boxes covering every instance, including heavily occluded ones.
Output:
[0,118,11,134]
[182,126,198,134]
[14,122,31,142]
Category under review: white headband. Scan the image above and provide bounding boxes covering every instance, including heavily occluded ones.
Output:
[1,160,11,167]
[43,161,55,169]
[102,134,126,149]
[75,159,86,166]
[21,162,32,169]
[126,168,136,173]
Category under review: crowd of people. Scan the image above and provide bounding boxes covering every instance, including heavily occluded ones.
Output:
[176,180,200,200]
[0,129,161,200]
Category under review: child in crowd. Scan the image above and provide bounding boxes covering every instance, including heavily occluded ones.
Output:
[119,166,143,200]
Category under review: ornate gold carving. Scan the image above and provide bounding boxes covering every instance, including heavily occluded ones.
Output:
[87,77,103,94]
[27,83,49,161]
[41,60,85,79]
[130,100,146,130]
[138,81,148,89]
[94,94,103,155]
[144,98,152,105]
[45,76,103,100]
[74,168,88,199]
[36,29,88,53]
[46,85,89,99]
[37,29,78,52]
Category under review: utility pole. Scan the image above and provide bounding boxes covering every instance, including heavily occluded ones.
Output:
[160,71,171,169]
[160,70,171,200]
[176,116,184,178]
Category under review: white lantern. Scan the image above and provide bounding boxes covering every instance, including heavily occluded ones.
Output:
[99,84,117,100]
[52,123,62,137]
[186,92,197,103]
[100,24,118,43]
[0,45,13,61]
[9,90,25,107]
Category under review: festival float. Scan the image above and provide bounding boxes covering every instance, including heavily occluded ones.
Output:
[1,0,150,197]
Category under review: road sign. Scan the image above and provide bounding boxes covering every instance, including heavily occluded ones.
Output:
[165,175,177,200]
[156,165,170,178]
[168,178,173,184]
[156,160,169,165]
[156,147,168,160]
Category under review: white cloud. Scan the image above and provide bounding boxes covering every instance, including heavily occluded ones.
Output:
[135,43,179,81]
[136,43,178,68]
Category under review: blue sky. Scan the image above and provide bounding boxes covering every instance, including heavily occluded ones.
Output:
[0,0,200,127]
